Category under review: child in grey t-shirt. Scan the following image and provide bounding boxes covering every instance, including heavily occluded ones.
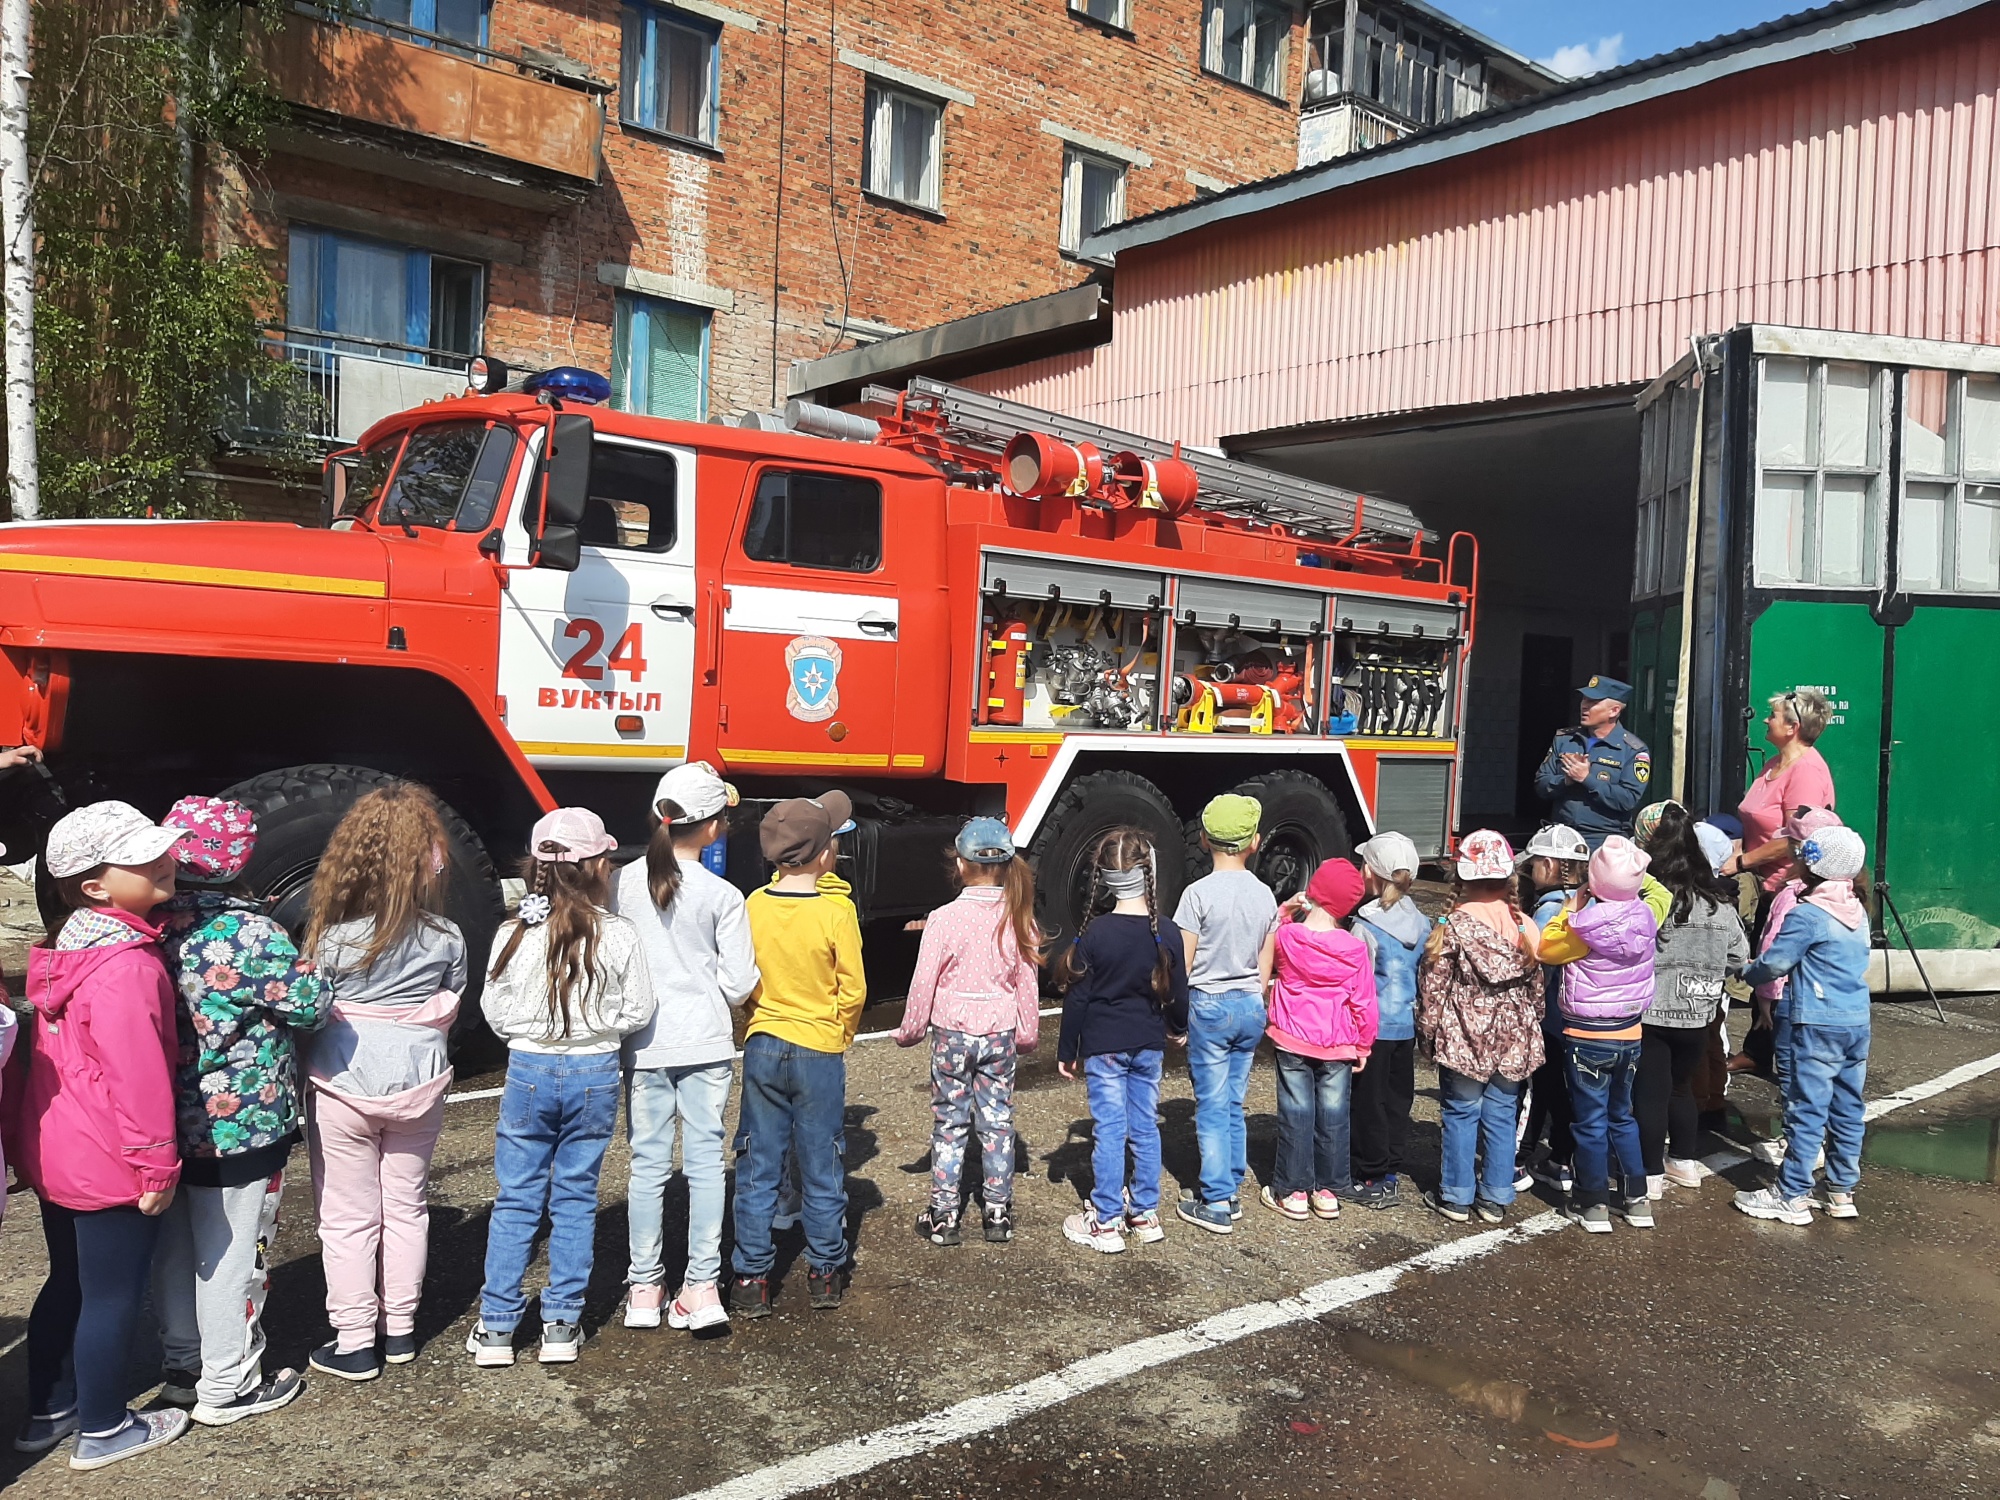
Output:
[1172,795,1281,1229]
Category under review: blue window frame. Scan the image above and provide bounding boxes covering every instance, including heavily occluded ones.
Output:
[350,0,490,51]
[612,293,709,420]
[287,224,484,361]
[620,3,720,145]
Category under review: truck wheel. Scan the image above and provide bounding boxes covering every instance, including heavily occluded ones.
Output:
[220,764,505,1031]
[1185,769,1351,902]
[1029,769,1187,950]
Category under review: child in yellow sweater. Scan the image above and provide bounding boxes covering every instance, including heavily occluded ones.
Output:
[730,793,866,1318]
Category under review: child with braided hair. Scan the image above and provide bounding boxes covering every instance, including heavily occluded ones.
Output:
[1053,829,1189,1254]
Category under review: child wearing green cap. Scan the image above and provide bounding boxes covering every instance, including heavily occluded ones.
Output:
[1172,794,1278,1234]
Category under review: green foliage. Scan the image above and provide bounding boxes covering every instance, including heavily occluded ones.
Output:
[29,0,306,519]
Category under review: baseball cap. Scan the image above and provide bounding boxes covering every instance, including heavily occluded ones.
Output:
[1523,824,1589,863]
[1306,857,1365,919]
[1578,674,1633,704]
[1782,805,1842,842]
[652,761,739,825]
[163,796,257,884]
[1355,831,1420,881]
[1589,835,1651,901]
[529,807,619,863]
[1694,821,1733,875]
[1201,794,1262,851]
[955,817,1015,864]
[1801,826,1866,881]
[760,790,855,868]
[1455,829,1515,882]
[45,800,178,879]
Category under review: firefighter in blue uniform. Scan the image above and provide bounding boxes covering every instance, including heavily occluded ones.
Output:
[1533,675,1651,849]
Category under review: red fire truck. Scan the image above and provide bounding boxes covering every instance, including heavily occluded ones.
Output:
[0,370,1475,984]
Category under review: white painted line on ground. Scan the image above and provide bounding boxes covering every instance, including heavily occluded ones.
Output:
[669,1213,1569,1500]
[1862,1047,2000,1121]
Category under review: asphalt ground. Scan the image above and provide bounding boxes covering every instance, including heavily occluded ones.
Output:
[0,989,1997,1499]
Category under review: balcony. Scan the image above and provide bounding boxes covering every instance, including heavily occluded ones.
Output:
[1297,94,1414,167]
[258,12,607,210]
[232,332,472,452]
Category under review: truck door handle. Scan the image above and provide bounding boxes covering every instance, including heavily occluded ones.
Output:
[857,613,897,636]
[650,597,695,620]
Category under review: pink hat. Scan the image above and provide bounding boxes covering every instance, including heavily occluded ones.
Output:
[529,807,619,863]
[1306,857,1365,919]
[163,796,258,883]
[1783,805,1842,842]
[1589,835,1651,901]
[1455,829,1515,882]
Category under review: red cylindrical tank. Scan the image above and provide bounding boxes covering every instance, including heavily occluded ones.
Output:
[1110,451,1200,515]
[1004,432,1102,498]
[983,617,1030,725]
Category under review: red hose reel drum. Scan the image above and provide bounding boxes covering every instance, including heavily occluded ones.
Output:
[1004,431,1102,498]
[1109,451,1199,515]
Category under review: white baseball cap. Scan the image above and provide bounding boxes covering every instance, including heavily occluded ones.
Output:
[1523,824,1590,863]
[45,800,180,879]
[1455,829,1516,882]
[1356,831,1420,881]
[651,761,739,825]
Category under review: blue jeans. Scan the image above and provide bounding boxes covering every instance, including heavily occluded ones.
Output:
[1187,988,1266,1203]
[1565,1037,1645,1207]
[626,1061,733,1288]
[1083,1050,1164,1219]
[1437,1067,1520,1208]
[1778,1023,1870,1199]
[481,1050,621,1331]
[1272,1048,1354,1197]
[731,1034,848,1278]
[1772,1011,1795,1097]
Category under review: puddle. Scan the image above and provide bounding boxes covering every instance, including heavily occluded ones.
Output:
[1864,1116,2000,1183]
[1338,1331,1740,1499]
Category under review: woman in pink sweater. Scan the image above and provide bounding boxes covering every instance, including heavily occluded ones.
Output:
[894,819,1042,1247]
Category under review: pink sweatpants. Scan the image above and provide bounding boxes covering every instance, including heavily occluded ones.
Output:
[308,1090,445,1353]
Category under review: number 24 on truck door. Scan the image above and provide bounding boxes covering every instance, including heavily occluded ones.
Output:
[560,619,649,682]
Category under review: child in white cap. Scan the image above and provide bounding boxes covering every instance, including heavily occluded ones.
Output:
[1348,831,1425,1210]
[612,764,757,1334]
[1734,826,1872,1225]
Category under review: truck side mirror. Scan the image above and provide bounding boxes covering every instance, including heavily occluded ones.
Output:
[320,455,351,530]
[544,413,594,527]
[535,524,582,572]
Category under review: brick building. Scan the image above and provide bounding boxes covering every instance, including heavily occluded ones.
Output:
[214,0,1335,494]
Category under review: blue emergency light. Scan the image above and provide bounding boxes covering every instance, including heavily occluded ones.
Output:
[523,366,612,404]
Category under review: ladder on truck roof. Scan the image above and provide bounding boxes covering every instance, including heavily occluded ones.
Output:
[858,376,1429,546]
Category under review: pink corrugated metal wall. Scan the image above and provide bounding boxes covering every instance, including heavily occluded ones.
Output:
[968,11,2000,443]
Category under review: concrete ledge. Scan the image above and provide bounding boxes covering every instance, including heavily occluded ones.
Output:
[838,50,975,108]
[1038,120,1153,168]
[596,263,735,313]
[1871,948,2000,995]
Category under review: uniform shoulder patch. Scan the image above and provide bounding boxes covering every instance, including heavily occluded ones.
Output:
[1634,752,1652,784]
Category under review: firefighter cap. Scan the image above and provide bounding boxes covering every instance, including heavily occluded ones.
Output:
[1577,674,1633,704]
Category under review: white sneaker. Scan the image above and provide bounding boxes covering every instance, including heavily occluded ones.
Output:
[1663,1157,1705,1189]
[624,1284,666,1330]
[1815,1190,1860,1220]
[1645,1174,1666,1201]
[1062,1209,1126,1254]
[1733,1187,1812,1225]
[1749,1136,1788,1165]
[667,1280,730,1330]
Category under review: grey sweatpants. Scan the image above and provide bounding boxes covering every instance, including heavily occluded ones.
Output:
[152,1171,284,1409]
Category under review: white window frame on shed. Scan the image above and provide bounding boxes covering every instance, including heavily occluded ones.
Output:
[1752,356,1888,591]
[863,83,944,213]
[1059,146,1126,260]
[1203,0,1290,99]
[1901,369,2000,594]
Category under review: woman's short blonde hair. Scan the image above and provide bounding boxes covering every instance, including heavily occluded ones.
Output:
[1771,687,1832,745]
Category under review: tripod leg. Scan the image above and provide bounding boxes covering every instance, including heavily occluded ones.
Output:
[1882,885,1947,1025]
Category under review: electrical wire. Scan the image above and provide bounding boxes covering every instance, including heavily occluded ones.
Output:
[820,0,855,358]
[768,0,791,406]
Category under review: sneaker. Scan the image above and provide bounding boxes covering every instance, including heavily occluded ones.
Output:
[1733,1187,1813,1225]
[1749,1135,1788,1166]
[1125,1207,1166,1243]
[1512,1160,1535,1193]
[1175,1194,1234,1235]
[1228,1194,1245,1221]
[383,1333,418,1364]
[915,1206,963,1247]
[730,1276,774,1319]
[1663,1157,1705,1189]
[1567,1202,1613,1234]
[1261,1185,1311,1221]
[310,1340,383,1382]
[668,1281,729,1331]
[13,1408,78,1454]
[1621,1196,1656,1229]
[1645,1174,1666,1201]
[1473,1199,1506,1225]
[538,1321,582,1364]
[1816,1190,1859,1220]
[1061,1208,1126,1254]
[1310,1189,1341,1220]
[1532,1159,1574,1194]
[625,1282,667,1329]
[463,1324,516,1368]
[68,1410,188,1471]
[807,1266,843,1310]
[157,1369,198,1408]
[191,1368,305,1427]
[983,1203,1015,1243]
[1419,1189,1470,1223]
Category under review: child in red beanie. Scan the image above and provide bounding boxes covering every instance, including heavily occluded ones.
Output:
[1256,858,1377,1221]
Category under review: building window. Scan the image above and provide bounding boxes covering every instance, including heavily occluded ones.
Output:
[1634,379,1698,600]
[1337,3,1486,125]
[1203,0,1288,98]
[864,84,943,212]
[612,294,709,420]
[1753,357,1885,590]
[744,472,884,572]
[287,224,483,362]
[1070,0,1129,27]
[1059,146,1125,257]
[349,0,489,53]
[620,3,719,145]
[1902,369,2000,593]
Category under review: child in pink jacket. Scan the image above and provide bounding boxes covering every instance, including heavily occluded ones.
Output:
[1257,857,1377,1222]
[8,802,190,1469]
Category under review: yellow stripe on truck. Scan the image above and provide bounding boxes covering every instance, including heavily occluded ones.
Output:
[0,553,388,599]
[516,742,689,760]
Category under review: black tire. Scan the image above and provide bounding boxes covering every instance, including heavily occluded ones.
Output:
[1184,769,1352,903]
[220,764,505,1034]
[1028,769,1187,951]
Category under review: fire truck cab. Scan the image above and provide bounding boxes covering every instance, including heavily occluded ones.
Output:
[0,370,1475,992]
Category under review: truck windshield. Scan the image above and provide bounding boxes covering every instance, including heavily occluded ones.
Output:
[376,421,520,532]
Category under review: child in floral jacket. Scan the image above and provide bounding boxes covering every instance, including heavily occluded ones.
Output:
[150,797,325,1427]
